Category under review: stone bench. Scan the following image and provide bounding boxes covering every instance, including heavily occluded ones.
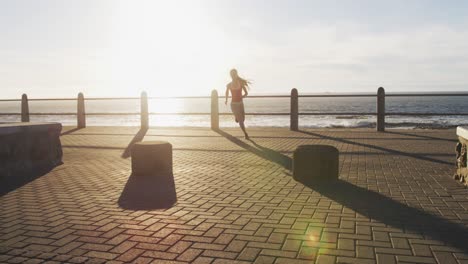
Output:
[119,141,177,209]
[293,145,339,185]
[0,122,63,194]
[455,126,468,187]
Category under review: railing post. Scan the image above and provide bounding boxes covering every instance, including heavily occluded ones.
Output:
[290,88,298,131]
[211,90,219,130]
[77,92,86,128]
[141,91,149,129]
[21,93,29,122]
[377,87,385,132]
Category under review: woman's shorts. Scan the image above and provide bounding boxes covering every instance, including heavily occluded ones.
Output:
[230,102,245,123]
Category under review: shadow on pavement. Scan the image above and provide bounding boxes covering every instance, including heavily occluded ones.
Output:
[0,165,60,197]
[217,128,467,253]
[305,180,468,254]
[60,127,82,136]
[121,128,148,158]
[118,173,177,210]
[298,130,452,165]
[214,128,291,170]
[385,130,458,143]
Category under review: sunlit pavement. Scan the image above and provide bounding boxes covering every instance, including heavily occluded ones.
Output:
[1,126,467,264]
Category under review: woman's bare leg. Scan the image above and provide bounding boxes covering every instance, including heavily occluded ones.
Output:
[239,121,249,139]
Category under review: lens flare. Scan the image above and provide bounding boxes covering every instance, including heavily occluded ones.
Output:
[302,227,331,258]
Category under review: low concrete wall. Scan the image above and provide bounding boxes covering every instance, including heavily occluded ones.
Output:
[0,122,63,181]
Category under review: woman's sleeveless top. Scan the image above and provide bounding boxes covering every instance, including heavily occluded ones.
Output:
[230,82,243,103]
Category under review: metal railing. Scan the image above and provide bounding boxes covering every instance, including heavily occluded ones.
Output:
[1,87,468,131]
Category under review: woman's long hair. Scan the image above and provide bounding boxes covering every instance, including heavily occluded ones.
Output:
[230,69,251,90]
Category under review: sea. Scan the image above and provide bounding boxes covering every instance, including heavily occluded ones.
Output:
[0,96,467,128]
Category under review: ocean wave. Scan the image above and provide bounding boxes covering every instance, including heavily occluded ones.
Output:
[335,115,369,120]
[385,122,468,129]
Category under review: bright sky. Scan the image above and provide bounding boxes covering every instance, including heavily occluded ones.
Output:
[1,0,468,98]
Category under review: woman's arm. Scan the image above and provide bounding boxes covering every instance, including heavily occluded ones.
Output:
[242,86,248,98]
[225,86,230,105]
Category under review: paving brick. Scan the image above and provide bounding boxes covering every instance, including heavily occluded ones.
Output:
[176,248,202,262]
[337,256,376,264]
[390,237,410,249]
[214,234,235,245]
[318,248,355,257]
[275,258,311,264]
[68,256,89,263]
[129,235,160,244]
[204,227,224,237]
[83,259,106,264]
[6,256,29,263]
[116,248,144,262]
[282,239,301,251]
[132,256,153,264]
[0,255,13,262]
[397,255,437,263]
[375,247,413,256]
[356,245,375,259]
[260,249,296,258]
[167,241,192,254]
[24,244,58,252]
[202,250,238,259]
[225,240,247,252]
[80,243,113,252]
[238,247,262,261]
[298,246,317,260]
[105,234,130,245]
[111,241,137,254]
[192,242,224,251]
[412,244,434,257]
[316,254,336,264]
[192,256,215,264]
[84,251,118,260]
[136,242,170,251]
[338,238,355,251]
[373,231,390,242]
[54,241,83,254]
[253,255,275,264]
[377,254,396,264]
[433,251,458,264]
[142,250,178,260]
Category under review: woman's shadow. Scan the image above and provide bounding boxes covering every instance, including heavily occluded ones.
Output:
[215,128,468,253]
[214,129,291,170]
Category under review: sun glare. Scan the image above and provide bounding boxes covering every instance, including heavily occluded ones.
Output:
[106,1,237,97]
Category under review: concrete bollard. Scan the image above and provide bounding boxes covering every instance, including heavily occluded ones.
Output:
[141,91,149,129]
[211,90,219,130]
[293,145,339,185]
[290,88,298,131]
[119,141,177,209]
[377,87,385,132]
[21,94,29,122]
[131,141,173,176]
[77,92,86,128]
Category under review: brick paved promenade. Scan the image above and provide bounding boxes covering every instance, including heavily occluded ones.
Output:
[1,127,467,264]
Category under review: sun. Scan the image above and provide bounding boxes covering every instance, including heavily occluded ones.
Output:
[105,1,237,97]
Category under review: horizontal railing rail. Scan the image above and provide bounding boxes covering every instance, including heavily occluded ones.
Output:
[3,112,468,116]
[2,92,468,102]
[1,88,468,131]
